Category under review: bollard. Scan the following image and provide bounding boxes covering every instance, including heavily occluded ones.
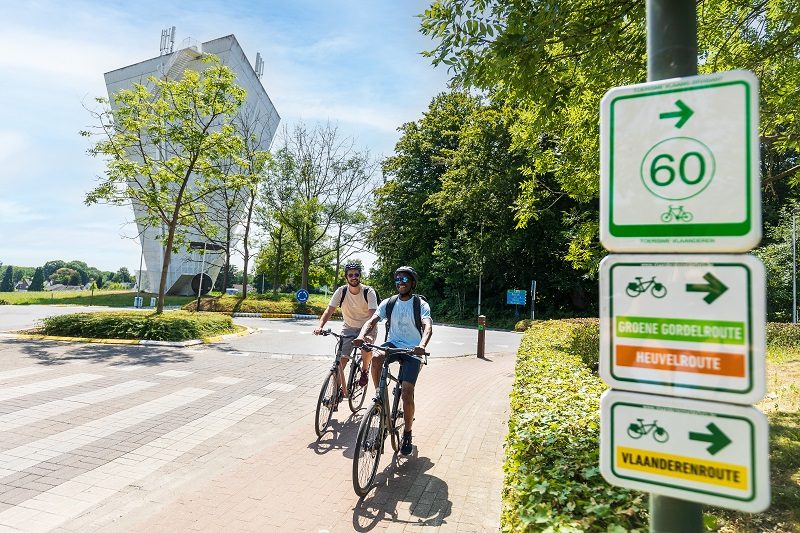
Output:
[477,315,486,358]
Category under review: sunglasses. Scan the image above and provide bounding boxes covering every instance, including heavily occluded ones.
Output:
[346,273,361,278]
[394,275,411,284]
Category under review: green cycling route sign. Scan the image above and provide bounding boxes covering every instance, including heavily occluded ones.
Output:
[600,390,770,513]
[599,254,766,404]
[600,70,761,252]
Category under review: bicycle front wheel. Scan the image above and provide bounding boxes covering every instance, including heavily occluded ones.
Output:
[348,357,368,412]
[353,403,384,497]
[390,384,404,452]
[314,372,338,438]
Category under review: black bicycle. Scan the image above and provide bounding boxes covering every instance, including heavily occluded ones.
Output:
[314,330,370,438]
[351,342,428,497]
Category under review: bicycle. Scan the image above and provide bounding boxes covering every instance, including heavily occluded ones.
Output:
[314,329,370,438]
[625,276,668,298]
[627,418,669,443]
[351,342,428,497]
[660,205,693,223]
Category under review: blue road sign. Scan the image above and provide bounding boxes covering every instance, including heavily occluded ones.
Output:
[506,290,526,305]
[295,289,310,303]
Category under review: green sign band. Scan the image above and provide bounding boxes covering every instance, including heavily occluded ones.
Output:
[616,315,745,345]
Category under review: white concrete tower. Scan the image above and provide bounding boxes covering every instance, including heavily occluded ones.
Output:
[104,34,280,295]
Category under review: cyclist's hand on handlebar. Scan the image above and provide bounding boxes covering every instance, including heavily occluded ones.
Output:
[413,345,427,356]
[313,327,327,336]
[352,337,364,347]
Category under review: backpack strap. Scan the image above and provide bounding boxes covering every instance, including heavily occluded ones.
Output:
[338,285,347,308]
[413,294,423,334]
[362,286,370,303]
[384,294,399,341]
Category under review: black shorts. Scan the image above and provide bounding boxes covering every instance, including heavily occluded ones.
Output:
[383,342,423,385]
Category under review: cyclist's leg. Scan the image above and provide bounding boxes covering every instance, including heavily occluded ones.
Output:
[361,323,378,385]
[397,355,423,433]
[338,330,358,399]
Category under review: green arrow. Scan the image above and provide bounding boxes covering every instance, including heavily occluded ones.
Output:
[659,99,694,129]
[686,272,728,304]
[689,423,731,455]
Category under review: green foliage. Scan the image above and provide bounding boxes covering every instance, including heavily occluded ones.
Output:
[504,320,646,531]
[39,311,234,342]
[766,322,800,348]
[115,267,133,283]
[0,266,13,292]
[187,293,331,315]
[49,268,81,286]
[419,0,800,270]
[28,268,45,292]
[83,55,248,312]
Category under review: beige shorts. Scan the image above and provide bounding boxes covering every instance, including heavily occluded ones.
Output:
[339,324,377,358]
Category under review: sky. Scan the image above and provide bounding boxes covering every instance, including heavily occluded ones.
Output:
[0,0,450,275]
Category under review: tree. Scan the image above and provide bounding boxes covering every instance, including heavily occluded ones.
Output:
[43,260,65,280]
[419,0,800,269]
[49,268,81,286]
[266,122,377,289]
[0,266,13,292]
[83,55,248,313]
[115,267,133,283]
[28,267,45,292]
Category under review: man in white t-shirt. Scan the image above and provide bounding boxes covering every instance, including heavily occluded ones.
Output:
[314,263,378,407]
[354,265,432,456]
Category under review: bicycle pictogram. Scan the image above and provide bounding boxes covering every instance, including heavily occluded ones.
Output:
[627,418,669,443]
[660,205,694,223]
[625,276,668,298]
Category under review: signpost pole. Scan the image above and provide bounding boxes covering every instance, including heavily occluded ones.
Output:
[793,211,797,324]
[530,280,536,321]
[647,0,702,530]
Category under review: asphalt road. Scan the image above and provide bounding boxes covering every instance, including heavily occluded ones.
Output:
[0,306,522,358]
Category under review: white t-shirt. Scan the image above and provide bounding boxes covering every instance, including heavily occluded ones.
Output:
[377,296,432,349]
[328,285,378,329]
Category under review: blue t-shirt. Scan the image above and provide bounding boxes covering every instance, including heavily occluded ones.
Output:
[376,296,432,349]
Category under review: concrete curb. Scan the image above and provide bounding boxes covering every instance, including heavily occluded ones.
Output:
[0,325,255,347]
[232,312,322,320]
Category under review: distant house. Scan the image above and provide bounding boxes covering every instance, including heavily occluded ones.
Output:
[14,279,31,292]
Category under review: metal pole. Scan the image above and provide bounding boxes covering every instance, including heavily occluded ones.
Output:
[195,242,207,312]
[647,0,703,530]
[793,212,797,323]
[530,280,536,321]
[477,221,484,316]
[136,244,144,308]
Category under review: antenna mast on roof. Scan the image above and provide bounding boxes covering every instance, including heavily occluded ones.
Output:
[255,52,264,78]
[159,26,176,55]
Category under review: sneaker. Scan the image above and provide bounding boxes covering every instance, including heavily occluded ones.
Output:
[400,432,413,456]
[358,369,369,387]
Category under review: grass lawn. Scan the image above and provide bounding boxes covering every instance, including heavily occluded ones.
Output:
[708,345,800,532]
[0,290,194,307]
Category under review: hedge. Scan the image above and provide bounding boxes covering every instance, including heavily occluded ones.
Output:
[39,311,235,342]
[503,320,647,531]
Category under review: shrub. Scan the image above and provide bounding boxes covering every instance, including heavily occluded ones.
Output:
[765,322,800,348]
[503,320,646,531]
[39,311,235,342]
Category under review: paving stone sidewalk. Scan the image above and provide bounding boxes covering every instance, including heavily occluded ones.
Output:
[124,352,516,532]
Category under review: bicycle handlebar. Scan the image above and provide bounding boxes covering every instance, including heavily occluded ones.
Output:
[355,342,428,365]
[318,329,356,340]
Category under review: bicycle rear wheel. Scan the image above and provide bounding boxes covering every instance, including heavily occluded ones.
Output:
[352,403,383,497]
[348,354,368,412]
[314,371,338,438]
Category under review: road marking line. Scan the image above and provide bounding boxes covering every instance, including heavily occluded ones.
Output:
[0,373,103,402]
[0,381,157,432]
[262,383,296,392]
[0,395,273,531]
[0,388,213,478]
[0,367,49,383]
[156,370,193,377]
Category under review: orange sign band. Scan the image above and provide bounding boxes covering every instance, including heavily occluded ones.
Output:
[616,345,745,377]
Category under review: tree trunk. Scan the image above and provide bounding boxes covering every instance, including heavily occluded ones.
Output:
[272,226,283,297]
[241,192,255,299]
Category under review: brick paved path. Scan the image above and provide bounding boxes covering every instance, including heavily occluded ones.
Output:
[0,335,515,532]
